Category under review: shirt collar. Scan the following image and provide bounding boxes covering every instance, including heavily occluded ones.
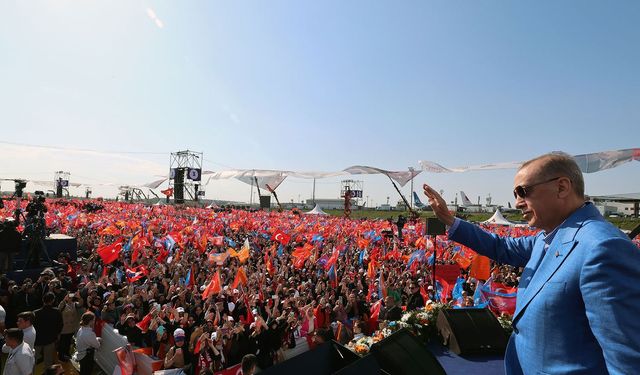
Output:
[543,203,586,247]
[10,342,24,355]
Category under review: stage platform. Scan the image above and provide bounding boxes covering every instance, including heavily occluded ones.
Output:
[6,233,77,282]
[260,329,505,375]
[428,342,505,375]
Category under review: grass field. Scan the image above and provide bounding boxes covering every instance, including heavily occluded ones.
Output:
[323,209,640,231]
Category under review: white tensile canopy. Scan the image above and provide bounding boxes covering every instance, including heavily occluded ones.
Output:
[305,204,328,215]
[482,208,516,226]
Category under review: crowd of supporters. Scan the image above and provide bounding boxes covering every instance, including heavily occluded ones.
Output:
[0,198,636,374]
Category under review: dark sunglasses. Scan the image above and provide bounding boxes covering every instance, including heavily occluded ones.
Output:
[513,177,562,199]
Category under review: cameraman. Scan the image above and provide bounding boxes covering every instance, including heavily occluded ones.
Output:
[0,218,21,273]
[24,195,47,268]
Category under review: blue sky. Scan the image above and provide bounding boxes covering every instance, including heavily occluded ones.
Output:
[0,1,638,206]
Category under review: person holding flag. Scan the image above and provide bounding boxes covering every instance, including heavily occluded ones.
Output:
[424,152,640,375]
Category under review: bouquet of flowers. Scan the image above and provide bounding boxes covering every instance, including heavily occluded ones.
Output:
[347,335,374,355]
[497,313,514,335]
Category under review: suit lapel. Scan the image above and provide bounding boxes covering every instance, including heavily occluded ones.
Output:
[514,240,546,314]
[513,238,578,322]
[512,204,600,323]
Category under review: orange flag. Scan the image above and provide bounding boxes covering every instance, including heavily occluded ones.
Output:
[236,247,250,264]
[232,267,248,289]
[469,255,491,281]
[452,252,472,269]
[236,239,250,264]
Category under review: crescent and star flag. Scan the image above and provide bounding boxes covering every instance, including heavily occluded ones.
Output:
[160,187,174,197]
[97,241,122,264]
[480,277,517,315]
[368,299,383,333]
[272,230,291,245]
[125,265,149,283]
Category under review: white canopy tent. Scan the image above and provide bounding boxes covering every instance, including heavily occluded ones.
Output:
[305,204,328,215]
[482,208,517,226]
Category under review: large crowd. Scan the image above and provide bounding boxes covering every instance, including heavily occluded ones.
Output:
[0,198,637,374]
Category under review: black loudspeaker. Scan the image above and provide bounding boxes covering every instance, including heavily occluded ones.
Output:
[369,329,447,375]
[426,217,446,236]
[436,308,508,355]
[56,179,63,198]
[259,341,361,375]
[174,168,185,204]
[259,195,271,209]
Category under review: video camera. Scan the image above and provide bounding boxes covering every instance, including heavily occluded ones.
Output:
[26,191,47,218]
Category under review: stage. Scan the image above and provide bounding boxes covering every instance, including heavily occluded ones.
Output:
[258,329,505,375]
[428,343,505,375]
[7,233,77,282]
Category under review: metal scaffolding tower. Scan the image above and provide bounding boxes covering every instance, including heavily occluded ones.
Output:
[169,150,204,204]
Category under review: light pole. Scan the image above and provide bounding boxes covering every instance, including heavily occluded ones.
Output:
[408,167,415,210]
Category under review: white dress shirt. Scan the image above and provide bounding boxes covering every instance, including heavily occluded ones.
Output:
[74,326,100,361]
[3,342,35,375]
[2,326,36,354]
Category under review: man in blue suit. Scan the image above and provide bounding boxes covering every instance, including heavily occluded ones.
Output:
[423,152,640,375]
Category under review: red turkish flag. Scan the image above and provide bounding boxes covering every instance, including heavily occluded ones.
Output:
[202,271,222,300]
[97,242,122,264]
[160,187,173,197]
[211,236,224,247]
[271,231,291,245]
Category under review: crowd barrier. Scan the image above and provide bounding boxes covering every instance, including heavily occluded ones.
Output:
[96,324,309,374]
[97,324,162,375]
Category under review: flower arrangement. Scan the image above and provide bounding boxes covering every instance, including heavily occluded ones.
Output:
[349,336,374,355]
[348,304,514,356]
[497,313,513,335]
[348,303,448,356]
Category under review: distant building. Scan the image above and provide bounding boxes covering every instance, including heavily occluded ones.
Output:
[590,193,640,217]
[305,198,346,210]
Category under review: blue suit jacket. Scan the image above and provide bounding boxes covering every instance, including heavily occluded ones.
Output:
[450,203,640,375]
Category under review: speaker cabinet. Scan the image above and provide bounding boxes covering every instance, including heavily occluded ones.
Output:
[174,168,185,204]
[259,195,271,209]
[426,217,446,236]
[436,308,508,355]
[369,329,447,375]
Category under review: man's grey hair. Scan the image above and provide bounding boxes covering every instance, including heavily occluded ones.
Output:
[520,152,585,198]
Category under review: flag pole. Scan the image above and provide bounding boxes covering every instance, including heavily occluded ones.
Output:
[431,235,436,301]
